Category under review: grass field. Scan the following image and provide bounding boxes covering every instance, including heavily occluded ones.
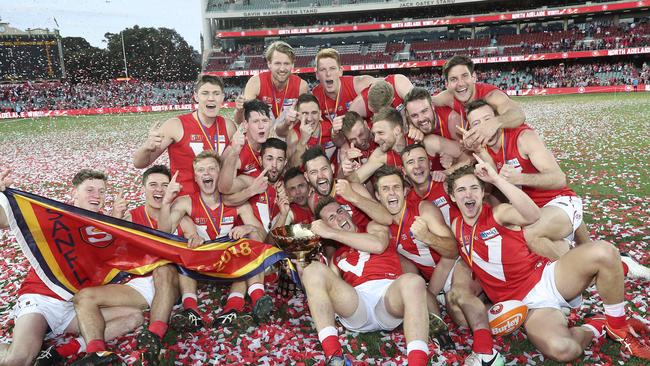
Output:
[0,93,648,365]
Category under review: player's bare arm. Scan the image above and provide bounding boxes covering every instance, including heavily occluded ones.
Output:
[346,148,385,183]
[411,201,459,258]
[236,202,266,242]
[353,75,376,94]
[133,117,181,168]
[217,123,247,194]
[234,75,260,125]
[222,169,269,207]
[338,179,393,226]
[311,219,389,254]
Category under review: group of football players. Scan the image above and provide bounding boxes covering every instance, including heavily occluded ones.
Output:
[0,41,648,366]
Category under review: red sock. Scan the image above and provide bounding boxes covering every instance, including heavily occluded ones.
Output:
[604,302,626,329]
[407,349,429,366]
[621,261,629,277]
[321,335,343,358]
[249,289,264,306]
[223,295,245,313]
[56,338,81,357]
[182,297,199,312]
[473,328,494,354]
[86,339,106,353]
[605,314,626,329]
[148,321,168,339]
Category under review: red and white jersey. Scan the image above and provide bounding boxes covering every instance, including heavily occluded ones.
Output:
[168,113,230,195]
[247,185,279,232]
[361,74,405,121]
[451,82,500,130]
[237,142,263,178]
[486,125,577,207]
[129,205,158,229]
[332,241,402,288]
[309,184,371,232]
[17,269,62,299]
[313,75,358,122]
[189,193,238,240]
[430,106,456,140]
[390,204,441,280]
[292,119,336,159]
[289,203,313,225]
[406,179,460,226]
[454,204,548,303]
[257,71,303,119]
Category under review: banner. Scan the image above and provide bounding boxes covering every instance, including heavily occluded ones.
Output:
[0,188,289,300]
[506,84,648,96]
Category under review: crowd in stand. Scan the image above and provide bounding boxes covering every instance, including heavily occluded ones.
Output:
[2,62,647,113]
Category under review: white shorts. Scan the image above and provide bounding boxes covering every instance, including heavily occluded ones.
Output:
[337,279,403,333]
[442,258,461,294]
[522,261,582,310]
[125,276,155,307]
[11,294,76,337]
[544,195,583,241]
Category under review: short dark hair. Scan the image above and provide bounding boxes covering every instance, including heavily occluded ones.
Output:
[315,195,338,220]
[445,164,484,194]
[244,99,271,121]
[372,107,403,130]
[301,146,328,168]
[373,164,404,191]
[295,93,320,111]
[341,111,364,135]
[142,165,171,185]
[465,99,493,116]
[194,74,224,93]
[283,166,304,184]
[404,87,432,107]
[261,137,287,156]
[72,169,107,187]
[400,143,427,158]
[442,55,475,81]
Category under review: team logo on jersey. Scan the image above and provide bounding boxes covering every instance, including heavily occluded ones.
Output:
[194,217,208,225]
[190,134,203,143]
[242,164,258,175]
[433,196,448,207]
[505,158,521,167]
[480,227,499,240]
[396,103,405,112]
[401,233,409,241]
[222,216,235,224]
[324,141,335,149]
[79,226,114,248]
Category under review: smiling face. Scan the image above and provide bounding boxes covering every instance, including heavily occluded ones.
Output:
[261,147,286,184]
[194,82,224,120]
[402,146,431,186]
[375,174,405,215]
[372,119,400,153]
[72,179,106,212]
[298,100,321,131]
[246,111,272,145]
[304,156,334,196]
[268,50,293,86]
[193,157,220,195]
[320,201,356,232]
[467,104,500,147]
[285,174,309,206]
[143,173,170,209]
[343,119,372,151]
[316,57,343,97]
[450,173,484,221]
[445,64,477,104]
[406,98,435,134]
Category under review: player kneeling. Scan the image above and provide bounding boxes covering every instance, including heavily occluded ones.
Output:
[446,158,650,361]
[303,197,431,366]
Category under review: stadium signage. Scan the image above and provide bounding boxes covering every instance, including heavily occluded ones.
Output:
[242,8,317,17]
[399,0,457,8]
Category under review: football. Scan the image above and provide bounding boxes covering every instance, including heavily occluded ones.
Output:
[488,300,529,336]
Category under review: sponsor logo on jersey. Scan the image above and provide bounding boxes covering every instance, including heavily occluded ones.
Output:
[480,227,499,240]
[396,103,405,112]
[222,216,235,224]
[433,196,448,207]
[506,158,521,167]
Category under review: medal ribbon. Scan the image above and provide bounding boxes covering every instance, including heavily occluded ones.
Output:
[195,112,217,151]
[198,194,223,236]
[322,84,341,122]
[460,220,478,268]
[271,79,290,117]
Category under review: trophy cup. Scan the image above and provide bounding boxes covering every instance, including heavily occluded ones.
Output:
[270,223,322,296]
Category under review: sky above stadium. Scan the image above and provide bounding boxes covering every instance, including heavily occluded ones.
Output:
[2,0,202,50]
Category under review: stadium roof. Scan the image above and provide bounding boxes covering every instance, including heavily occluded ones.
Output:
[0,22,58,36]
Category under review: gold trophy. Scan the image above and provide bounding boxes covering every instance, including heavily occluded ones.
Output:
[270,223,321,268]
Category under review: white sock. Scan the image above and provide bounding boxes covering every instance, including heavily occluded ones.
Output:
[406,340,429,354]
[318,326,338,342]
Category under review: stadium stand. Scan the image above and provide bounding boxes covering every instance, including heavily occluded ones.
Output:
[0,23,63,82]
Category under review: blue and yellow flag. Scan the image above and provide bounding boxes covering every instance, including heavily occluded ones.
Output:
[0,188,291,300]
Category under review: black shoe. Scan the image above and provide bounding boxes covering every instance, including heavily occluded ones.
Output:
[252,295,274,323]
[429,312,454,350]
[170,308,204,332]
[33,346,64,366]
[136,329,162,364]
[212,309,254,329]
[68,351,125,366]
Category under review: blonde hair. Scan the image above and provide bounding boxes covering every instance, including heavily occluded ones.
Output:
[265,41,295,63]
[315,48,341,68]
[368,80,395,112]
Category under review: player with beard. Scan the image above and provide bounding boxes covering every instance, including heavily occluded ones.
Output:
[303,196,432,366]
[158,151,273,330]
[1,170,145,366]
[302,147,393,232]
[133,75,235,195]
[221,138,288,233]
[286,93,344,167]
[218,99,272,195]
[236,41,309,137]
[401,144,460,226]
[404,87,462,141]
[432,55,525,149]
[272,167,313,228]
[345,107,467,184]
[447,161,650,362]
